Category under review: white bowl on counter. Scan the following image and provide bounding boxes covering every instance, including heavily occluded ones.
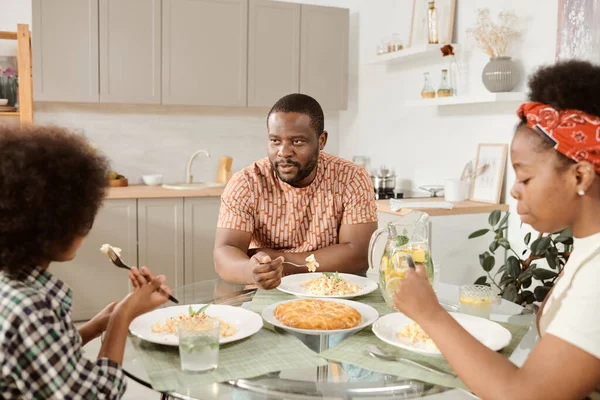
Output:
[142,174,163,186]
[0,99,8,106]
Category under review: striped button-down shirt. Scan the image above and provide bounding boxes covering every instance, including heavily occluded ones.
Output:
[0,267,127,399]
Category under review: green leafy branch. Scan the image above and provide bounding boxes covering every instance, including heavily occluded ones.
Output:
[468,210,572,305]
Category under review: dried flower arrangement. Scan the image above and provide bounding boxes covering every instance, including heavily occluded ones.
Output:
[467,9,521,58]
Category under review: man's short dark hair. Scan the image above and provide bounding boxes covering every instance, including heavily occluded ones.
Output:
[267,93,325,136]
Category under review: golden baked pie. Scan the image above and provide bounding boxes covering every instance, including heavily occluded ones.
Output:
[274,299,362,330]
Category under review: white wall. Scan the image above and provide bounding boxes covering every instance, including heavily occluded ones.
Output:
[0,0,340,184]
[335,0,559,249]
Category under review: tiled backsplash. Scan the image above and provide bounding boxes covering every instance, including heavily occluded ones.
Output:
[35,102,340,185]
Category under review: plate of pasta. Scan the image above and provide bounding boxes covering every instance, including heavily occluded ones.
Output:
[373,312,512,356]
[277,272,378,299]
[129,304,263,346]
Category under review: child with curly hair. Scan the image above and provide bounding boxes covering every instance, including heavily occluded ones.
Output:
[0,126,172,399]
[394,60,600,399]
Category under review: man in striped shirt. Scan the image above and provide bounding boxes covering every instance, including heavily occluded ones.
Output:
[214,94,378,289]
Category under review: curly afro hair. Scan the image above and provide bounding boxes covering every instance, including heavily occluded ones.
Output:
[0,125,109,278]
[518,60,600,167]
[527,60,600,118]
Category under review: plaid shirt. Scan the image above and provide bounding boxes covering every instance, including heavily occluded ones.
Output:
[0,267,127,399]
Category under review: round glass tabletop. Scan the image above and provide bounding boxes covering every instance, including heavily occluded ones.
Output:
[121,279,537,400]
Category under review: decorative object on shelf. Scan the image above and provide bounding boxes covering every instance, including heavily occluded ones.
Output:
[468,210,573,306]
[482,56,519,93]
[437,69,452,97]
[470,143,508,204]
[556,0,600,63]
[441,44,461,96]
[409,0,456,47]
[377,40,388,55]
[0,56,18,107]
[421,72,436,98]
[467,9,522,93]
[427,1,439,44]
[391,33,403,52]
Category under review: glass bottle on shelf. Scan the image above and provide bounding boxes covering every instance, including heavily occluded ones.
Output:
[441,44,461,96]
[392,33,403,52]
[427,1,439,44]
[377,40,388,55]
[437,69,452,97]
[421,72,436,99]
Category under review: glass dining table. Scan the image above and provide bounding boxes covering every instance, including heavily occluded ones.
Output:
[120,279,538,400]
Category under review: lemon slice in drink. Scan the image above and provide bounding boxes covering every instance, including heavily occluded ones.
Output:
[385,277,403,297]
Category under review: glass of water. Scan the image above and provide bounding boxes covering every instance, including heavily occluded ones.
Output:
[459,284,492,319]
[178,318,220,372]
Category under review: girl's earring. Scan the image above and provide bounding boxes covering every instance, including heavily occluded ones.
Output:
[578,189,585,196]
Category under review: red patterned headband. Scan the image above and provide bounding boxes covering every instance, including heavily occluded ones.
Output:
[517,102,600,174]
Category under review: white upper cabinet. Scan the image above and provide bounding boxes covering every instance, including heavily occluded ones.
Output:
[300,5,349,110]
[99,0,161,104]
[247,0,300,107]
[33,0,99,102]
[162,0,248,106]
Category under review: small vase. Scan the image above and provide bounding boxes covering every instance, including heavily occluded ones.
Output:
[481,56,519,93]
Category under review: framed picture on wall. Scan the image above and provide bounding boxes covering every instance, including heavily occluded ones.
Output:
[408,0,456,47]
[470,143,508,204]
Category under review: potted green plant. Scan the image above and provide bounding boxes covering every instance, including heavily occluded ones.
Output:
[468,210,573,306]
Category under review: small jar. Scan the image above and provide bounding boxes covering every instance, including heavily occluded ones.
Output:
[437,69,452,97]
[421,72,436,99]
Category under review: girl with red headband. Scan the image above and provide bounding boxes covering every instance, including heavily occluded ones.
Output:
[394,60,600,399]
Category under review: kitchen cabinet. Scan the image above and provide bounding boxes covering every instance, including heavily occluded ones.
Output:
[138,198,185,290]
[33,0,350,109]
[162,0,248,106]
[184,198,221,284]
[32,0,99,102]
[370,212,506,286]
[299,5,349,110]
[247,0,300,107]
[99,0,161,104]
[49,200,136,321]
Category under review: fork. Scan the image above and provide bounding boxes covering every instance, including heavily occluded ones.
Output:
[106,247,179,304]
[366,345,456,377]
[260,260,307,268]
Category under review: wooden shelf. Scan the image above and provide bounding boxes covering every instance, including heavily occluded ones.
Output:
[376,199,509,217]
[0,111,20,117]
[404,92,527,107]
[0,31,18,40]
[367,44,458,65]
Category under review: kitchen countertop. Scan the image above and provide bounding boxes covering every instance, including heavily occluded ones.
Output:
[106,184,225,199]
[106,186,509,217]
[375,198,509,217]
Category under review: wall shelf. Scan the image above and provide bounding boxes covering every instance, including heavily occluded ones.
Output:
[404,92,527,107]
[0,111,20,117]
[367,43,458,65]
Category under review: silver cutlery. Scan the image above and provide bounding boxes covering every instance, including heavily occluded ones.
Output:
[366,345,456,378]
[106,247,179,304]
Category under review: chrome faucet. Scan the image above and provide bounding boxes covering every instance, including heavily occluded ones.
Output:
[186,149,210,183]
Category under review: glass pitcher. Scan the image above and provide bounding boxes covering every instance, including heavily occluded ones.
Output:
[368,211,435,309]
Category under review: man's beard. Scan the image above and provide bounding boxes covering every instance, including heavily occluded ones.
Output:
[272,151,319,186]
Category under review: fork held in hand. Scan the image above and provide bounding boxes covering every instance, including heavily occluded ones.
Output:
[259,260,307,268]
[107,248,179,304]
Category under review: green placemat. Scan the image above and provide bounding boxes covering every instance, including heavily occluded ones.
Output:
[131,328,327,392]
[247,287,396,317]
[318,322,530,391]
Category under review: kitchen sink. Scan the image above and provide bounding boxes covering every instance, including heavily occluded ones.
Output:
[162,182,225,190]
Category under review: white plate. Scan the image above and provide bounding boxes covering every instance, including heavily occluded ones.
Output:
[373,312,512,356]
[129,304,263,346]
[262,298,379,335]
[277,273,378,299]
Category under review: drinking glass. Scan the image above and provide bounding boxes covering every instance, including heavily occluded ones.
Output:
[459,284,492,319]
[178,318,220,372]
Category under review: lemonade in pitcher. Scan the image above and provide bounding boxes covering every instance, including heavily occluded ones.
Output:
[368,212,435,309]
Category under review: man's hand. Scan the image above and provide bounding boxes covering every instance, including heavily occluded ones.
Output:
[250,252,284,289]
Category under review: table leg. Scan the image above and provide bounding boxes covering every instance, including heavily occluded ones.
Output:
[316,335,329,382]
